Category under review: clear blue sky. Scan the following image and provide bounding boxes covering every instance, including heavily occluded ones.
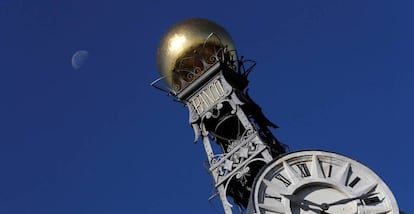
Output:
[0,0,412,213]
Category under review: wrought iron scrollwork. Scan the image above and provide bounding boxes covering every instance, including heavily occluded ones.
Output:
[171,33,234,93]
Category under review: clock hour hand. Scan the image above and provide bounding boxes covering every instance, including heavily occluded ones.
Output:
[281,194,325,210]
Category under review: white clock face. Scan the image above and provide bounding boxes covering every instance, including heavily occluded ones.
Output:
[252,150,399,214]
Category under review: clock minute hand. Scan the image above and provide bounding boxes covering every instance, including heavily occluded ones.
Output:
[327,192,377,207]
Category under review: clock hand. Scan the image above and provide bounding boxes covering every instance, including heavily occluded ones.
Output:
[326,192,377,207]
[281,194,325,210]
[298,204,331,214]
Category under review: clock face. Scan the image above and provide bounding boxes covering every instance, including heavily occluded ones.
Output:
[252,150,399,214]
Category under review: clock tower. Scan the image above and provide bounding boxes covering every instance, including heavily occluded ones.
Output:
[152,18,401,214]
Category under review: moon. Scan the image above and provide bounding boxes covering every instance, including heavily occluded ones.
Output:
[71,50,89,70]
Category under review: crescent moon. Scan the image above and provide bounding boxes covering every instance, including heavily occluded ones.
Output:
[71,50,89,70]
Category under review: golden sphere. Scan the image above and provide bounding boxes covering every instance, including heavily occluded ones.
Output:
[156,18,237,91]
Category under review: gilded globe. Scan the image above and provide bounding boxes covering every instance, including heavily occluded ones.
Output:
[156,18,237,92]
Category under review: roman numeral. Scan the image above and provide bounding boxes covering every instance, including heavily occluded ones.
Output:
[297,163,311,177]
[363,196,381,205]
[265,193,282,200]
[348,176,361,188]
[275,173,291,187]
[327,164,333,177]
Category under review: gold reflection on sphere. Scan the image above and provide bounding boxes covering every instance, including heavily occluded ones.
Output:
[157,18,236,89]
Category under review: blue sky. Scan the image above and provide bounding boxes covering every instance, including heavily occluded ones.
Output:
[0,0,412,213]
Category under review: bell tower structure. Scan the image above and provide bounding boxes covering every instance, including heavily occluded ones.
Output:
[153,18,286,213]
[153,18,401,214]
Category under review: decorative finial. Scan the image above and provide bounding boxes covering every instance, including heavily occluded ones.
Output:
[156,18,237,94]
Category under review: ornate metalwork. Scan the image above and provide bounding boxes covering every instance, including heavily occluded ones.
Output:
[154,18,288,214]
[209,134,267,187]
[171,34,233,93]
[156,18,237,93]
